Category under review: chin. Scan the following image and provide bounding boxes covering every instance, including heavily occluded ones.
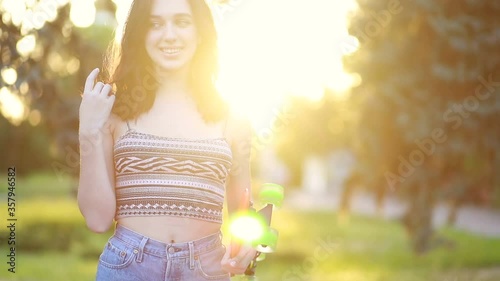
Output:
[156,62,189,73]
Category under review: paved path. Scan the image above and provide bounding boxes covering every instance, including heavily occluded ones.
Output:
[285,190,500,238]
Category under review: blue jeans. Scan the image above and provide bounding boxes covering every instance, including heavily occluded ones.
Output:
[95,224,231,281]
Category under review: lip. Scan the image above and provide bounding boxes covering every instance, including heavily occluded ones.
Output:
[159,47,183,56]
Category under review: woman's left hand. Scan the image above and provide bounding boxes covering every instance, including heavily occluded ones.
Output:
[221,241,257,275]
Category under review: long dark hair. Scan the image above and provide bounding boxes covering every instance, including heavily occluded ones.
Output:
[103,0,229,123]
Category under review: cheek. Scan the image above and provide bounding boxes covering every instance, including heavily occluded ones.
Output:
[184,32,199,52]
[181,27,198,46]
[145,32,159,51]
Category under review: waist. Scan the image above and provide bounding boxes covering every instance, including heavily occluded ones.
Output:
[112,223,223,258]
[116,216,221,243]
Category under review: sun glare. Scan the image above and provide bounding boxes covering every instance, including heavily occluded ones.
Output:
[216,0,358,126]
[112,0,134,42]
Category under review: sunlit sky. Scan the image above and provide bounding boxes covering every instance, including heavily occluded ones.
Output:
[214,0,358,129]
[1,0,359,129]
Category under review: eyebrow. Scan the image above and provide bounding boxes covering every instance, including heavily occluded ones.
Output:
[150,13,193,19]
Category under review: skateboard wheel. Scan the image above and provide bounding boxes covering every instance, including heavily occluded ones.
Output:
[259,183,284,207]
[256,228,278,253]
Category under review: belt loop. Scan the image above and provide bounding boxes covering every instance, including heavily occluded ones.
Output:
[188,241,195,270]
[136,236,148,263]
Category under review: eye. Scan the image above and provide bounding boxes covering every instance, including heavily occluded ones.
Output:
[149,21,163,29]
[175,18,192,28]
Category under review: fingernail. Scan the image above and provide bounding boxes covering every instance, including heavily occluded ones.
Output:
[230,260,236,267]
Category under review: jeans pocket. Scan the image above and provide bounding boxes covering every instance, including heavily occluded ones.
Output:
[98,237,137,269]
[195,245,230,280]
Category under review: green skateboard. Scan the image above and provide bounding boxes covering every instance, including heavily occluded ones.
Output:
[229,183,284,279]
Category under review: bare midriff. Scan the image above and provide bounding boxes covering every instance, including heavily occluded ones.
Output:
[117,216,221,243]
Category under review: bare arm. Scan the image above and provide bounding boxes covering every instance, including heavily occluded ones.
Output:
[77,121,116,233]
[221,113,257,275]
[77,68,117,233]
[226,113,253,216]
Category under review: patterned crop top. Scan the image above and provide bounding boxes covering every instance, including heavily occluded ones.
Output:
[113,125,232,224]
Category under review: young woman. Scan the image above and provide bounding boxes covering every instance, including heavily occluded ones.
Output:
[77,0,256,279]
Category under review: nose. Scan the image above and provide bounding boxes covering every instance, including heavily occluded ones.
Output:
[162,22,177,42]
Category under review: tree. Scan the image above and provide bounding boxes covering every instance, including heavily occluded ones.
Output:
[274,90,355,187]
[344,0,499,254]
[0,1,115,176]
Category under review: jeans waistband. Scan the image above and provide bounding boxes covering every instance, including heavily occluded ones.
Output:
[112,223,223,260]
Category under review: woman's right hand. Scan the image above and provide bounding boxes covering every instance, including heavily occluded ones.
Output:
[79,68,116,135]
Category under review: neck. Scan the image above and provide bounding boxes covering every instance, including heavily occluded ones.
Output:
[154,65,193,101]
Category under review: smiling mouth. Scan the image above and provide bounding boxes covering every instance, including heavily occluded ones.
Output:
[160,47,182,55]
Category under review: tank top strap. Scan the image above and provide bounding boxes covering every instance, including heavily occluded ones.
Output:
[223,115,229,138]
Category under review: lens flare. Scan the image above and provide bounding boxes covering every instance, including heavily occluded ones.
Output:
[229,211,266,243]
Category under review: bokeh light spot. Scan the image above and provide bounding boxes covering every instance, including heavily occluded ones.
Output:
[28,109,42,126]
[1,67,18,85]
[70,0,96,28]
[0,87,26,126]
[16,34,37,57]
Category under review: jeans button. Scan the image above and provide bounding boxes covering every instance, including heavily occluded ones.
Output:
[168,247,175,254]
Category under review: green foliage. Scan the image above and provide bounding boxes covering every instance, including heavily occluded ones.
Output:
[0,198,110,254]
[343,0,499,192]
[0,172,76,198]
[1,1,115,176]
[2,204,500,280]
[274,91,356,186]
[1,174,499,280]
[339,0,500,253]
[258,211,500,281]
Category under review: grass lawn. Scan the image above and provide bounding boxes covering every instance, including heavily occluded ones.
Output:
[1,173,500,280]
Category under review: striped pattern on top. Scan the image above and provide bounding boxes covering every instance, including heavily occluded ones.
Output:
[113,130,233,224]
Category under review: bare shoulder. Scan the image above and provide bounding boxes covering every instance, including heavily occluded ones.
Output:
[104,113,122,136]
[226,109,253,147]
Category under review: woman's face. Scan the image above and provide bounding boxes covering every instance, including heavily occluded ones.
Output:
[145,0,199,73]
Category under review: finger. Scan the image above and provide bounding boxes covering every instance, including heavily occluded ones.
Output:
[239,249,258,267]
[93,82,104,94]
[100,84,113,97]
[240,188,250,209]
[107,94,116,107]
[84,68,99,94]
[231,248,254,267]
[230,246,257,269]
[221,247,236,273]
[230,240,240,258]
[222,244,231,261]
